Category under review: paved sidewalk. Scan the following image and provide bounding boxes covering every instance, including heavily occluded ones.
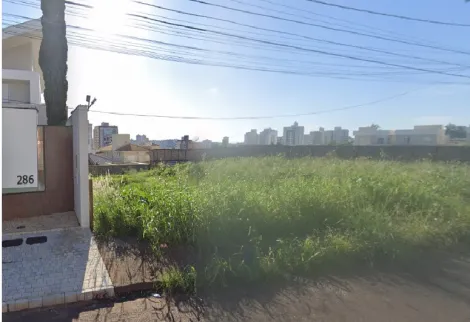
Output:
[2,227,114,313]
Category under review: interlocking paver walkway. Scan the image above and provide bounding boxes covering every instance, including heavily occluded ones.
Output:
[2,227,114,312]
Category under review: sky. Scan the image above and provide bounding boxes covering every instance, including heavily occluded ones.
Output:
[2,0,470,142]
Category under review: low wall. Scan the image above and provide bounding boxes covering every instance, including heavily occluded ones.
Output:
[150,145,470,163]
[89,164,150,176]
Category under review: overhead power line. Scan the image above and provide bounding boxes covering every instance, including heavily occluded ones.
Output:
[185,0,470,55]
[129,1,468,68]
[75,90,420,120]
[4,87,431,120]
[6,0,470,71]
[256,0,447,47]
[306,0,470,27]
[130,14,470,79]
[4,2,470,81]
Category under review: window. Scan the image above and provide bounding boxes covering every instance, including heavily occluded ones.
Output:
[404,136,411,144]
[377,138,385,144]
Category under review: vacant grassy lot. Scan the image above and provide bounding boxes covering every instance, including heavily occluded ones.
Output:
[93,157,470,292]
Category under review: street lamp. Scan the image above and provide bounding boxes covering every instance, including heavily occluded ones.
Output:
[86,95,97,110]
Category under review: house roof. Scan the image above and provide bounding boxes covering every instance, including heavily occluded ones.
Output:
[97,145,113,152]
[2,18,42,41]
[89,153,113,165]
[145,145,161,150]
[115,144,150,152]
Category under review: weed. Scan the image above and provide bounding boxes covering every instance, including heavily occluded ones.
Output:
[93,157,470,290]
[161,265,197,295]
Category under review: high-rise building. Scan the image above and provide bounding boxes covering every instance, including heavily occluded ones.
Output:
[259,128,278,145]
[310,127,349,145]
[310,127,325,145]
[93,122,119,150]
[283,122,304,146]
[222,136,229,147]
[88,123,93,153]
[135,134,149,145]
[244,129,259,145]
[201,140,213,149]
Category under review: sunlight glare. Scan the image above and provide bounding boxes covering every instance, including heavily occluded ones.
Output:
[87,0,131,35]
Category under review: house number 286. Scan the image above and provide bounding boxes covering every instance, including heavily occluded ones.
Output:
[17,175,35,185]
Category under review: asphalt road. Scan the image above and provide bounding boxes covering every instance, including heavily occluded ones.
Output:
[5,267,470,322]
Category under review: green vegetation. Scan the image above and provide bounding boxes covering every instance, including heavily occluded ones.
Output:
[93,157,470,292]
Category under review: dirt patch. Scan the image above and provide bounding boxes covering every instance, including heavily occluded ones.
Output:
[96,237,158,292]
[22,238,461,321]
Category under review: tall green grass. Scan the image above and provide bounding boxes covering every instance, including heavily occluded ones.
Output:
[93,157,470,289]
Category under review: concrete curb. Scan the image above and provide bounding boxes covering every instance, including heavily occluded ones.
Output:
[4,286,115,313]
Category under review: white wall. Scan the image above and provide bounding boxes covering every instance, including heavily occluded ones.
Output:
[2,42,33,71]
[2,107,38,190]
[71,105,90,228]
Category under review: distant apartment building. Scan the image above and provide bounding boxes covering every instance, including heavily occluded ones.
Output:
[135,134,150,145]
[88,123,93,153]
[277,137,283,145]
[201,139,213,149]
[259,128,278,145]
[325,127,349,145]
[304,134,312,145]
[93,122,119,149]
[354,125,447,146]
[244,129,259,145]
[309,127,349,145]
[222,136,229,147]
[151,139,177,149]
[467,126,470,144]
[283,122,304,146]
[310,127,325,145]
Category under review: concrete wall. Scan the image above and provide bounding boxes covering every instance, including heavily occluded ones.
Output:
[89,164,150,176]
[99,151,150,164]
[3,126,74,221]
[150,145,470,163]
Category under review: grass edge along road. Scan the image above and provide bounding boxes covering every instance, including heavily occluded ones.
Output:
[92,156,470,294]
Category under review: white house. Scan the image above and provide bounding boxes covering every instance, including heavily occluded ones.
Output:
[353,126,396,145]
[3,19,47,125]
[394,125,448,145]
[354,125,448,146]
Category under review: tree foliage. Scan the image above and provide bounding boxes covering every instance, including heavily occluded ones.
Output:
[39,0,68,125]
[445,123,467,139]
[370,124,380,130]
